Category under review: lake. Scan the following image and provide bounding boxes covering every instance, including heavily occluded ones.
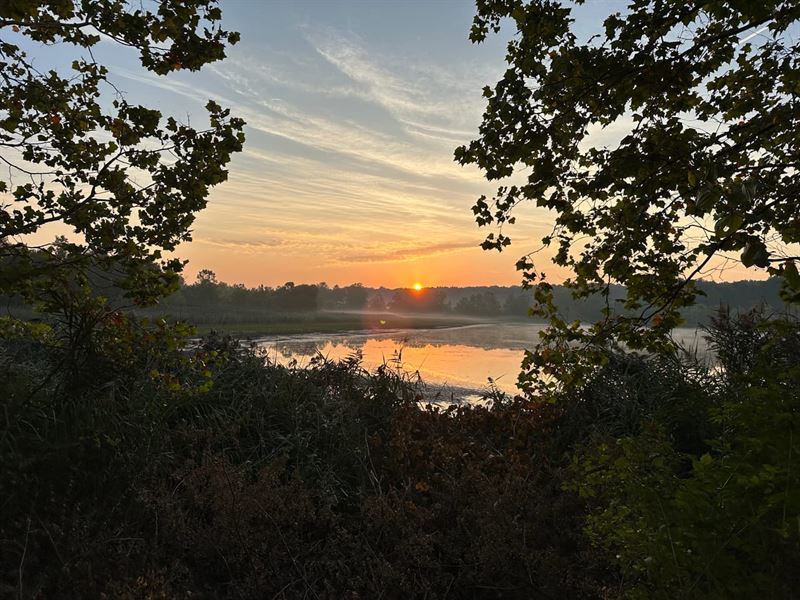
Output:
[254,323,709,400]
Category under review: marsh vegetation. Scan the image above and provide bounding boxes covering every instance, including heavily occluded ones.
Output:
[2,0,800,598]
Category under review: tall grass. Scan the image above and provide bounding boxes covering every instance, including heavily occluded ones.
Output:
[0,318,611,598]
[4,309,795,598]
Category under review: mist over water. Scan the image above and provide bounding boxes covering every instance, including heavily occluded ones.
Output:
[255,323,709,399]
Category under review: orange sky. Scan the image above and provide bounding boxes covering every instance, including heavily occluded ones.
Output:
[14,1,776,290]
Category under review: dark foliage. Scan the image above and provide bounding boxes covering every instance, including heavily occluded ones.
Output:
[572,310,800,598]
[2,297,798,599]
[0,1,244,304]
[1,312,615,598]
[458,0,800,394]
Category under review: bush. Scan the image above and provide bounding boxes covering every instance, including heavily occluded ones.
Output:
[0,313,611,598]
[6,305,795,598]
[571,310,800,598]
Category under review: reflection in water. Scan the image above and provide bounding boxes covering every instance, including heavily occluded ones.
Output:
[255,323,708,400]
[257,324,531,397]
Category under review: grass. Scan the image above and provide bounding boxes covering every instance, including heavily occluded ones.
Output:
[174,310,481,337]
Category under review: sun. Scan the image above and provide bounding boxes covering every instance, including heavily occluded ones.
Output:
[412,282,423,291]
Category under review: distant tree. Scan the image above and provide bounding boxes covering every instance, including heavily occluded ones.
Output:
[183,268,219,306]
[457,0,800,391]
[274,282,318,312]
[366,292,387,312]
[228,282,259,309]
[342,284,369,310]
[389,288,449,313]
[454,291,501,316]
[0,1,245,306]
[502,288,532,317]
[195,269,218,286]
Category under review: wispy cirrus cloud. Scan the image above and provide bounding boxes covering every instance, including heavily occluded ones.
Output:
[340,240,478,264]
[101,5,537,286]
[305,28,488,138]
[199,234,477,266]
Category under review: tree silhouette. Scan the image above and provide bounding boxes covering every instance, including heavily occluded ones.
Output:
[458,0,800,392]
[0,1,245,305]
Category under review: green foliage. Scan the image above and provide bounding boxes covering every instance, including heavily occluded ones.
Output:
[0,311,615,598]
[571,312,800,598]
[0,1,245,304]
[454,290,502,315]
[4,295,798,597]
[458,0,800,393]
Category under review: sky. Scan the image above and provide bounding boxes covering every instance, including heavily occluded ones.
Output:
[20,0,764,289]
[97,0,600,289]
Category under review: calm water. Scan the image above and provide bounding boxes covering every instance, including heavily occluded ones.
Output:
[255,323,708,399]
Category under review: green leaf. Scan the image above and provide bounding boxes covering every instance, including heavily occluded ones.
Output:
[783,261,800,290]
[695,186,719,214]
[714,213,744,236]
[741,240,769,268]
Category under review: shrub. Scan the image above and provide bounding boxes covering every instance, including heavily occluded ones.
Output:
[1,314,611,598]
[572,311,800,598]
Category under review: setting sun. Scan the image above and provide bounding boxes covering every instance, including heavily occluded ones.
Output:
[412,283,424,291]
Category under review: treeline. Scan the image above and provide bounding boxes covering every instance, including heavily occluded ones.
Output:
[1,268,789,326]
[152,271,789,325]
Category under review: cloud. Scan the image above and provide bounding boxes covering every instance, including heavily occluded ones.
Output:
[311,31,441,119]
[105,22,518,283]
[340,240,478,264]
[306,28,487,134]
[110,68,235,108]
[114,68,475,211]
[196,225,477,266]
[196,238,286,252]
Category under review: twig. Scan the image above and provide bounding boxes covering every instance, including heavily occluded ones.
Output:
[17,516,31,600]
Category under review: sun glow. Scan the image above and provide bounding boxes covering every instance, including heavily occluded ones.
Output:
[412,282,424,291]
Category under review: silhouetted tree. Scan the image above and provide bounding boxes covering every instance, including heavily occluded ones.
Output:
[0,1,245,306]
[458,0,800,391]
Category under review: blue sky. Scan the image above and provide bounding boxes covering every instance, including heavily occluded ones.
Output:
[27,1,641,287]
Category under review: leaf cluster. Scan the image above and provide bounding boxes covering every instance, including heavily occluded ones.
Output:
[1,1,245,303]
[459,0,800,392]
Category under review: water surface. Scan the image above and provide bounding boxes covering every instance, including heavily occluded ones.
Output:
[255,323,708,399]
